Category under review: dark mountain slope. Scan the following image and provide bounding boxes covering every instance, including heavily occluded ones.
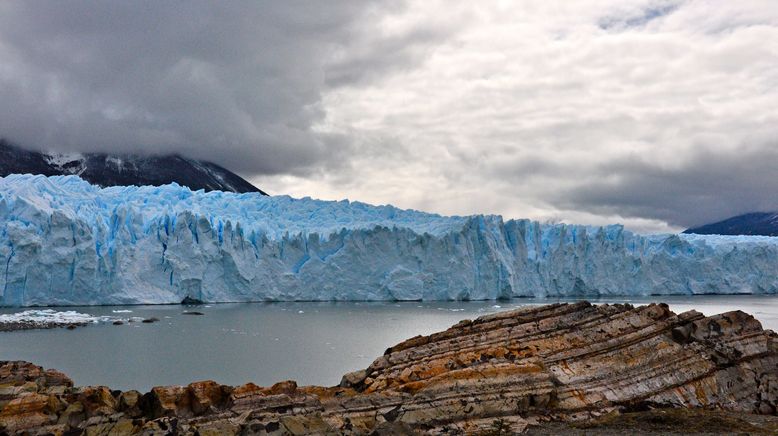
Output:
[0,140,266,194]
[684,212,778,236]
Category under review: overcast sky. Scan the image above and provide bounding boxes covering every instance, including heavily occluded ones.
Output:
[1,1,777,233]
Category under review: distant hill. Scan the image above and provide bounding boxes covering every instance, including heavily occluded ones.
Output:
[684,212,778,236]
[0,139,266,194]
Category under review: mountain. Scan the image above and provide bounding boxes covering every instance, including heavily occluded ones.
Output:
[0,139,266,194]
[684,212,778,237]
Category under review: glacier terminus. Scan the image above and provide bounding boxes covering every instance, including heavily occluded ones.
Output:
[1,174,777,306]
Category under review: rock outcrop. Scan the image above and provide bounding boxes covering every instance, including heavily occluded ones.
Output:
[1,302,776,434]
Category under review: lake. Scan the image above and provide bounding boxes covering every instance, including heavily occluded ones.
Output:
[1,295,777,392]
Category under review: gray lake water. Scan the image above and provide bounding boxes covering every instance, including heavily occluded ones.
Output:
[1,296,777,392]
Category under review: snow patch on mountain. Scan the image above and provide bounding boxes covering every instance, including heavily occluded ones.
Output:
[43,152,87,175]
[0,140,265,194]
[43,152,85,169]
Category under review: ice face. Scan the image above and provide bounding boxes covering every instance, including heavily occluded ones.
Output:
[0,174,776,306]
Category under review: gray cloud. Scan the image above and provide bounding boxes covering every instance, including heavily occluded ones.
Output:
[0,1,438,175]
[284,0,778,233]
[2,1,778,233]
[553,144,778,228]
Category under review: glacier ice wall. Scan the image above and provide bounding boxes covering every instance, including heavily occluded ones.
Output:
[0,174,777,306]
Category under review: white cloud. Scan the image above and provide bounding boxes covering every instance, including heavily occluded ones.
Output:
[261,0,778,232]
[1,1,777,233]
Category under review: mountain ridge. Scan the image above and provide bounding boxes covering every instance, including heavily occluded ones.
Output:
[0,139,266,194]
[684,212,778,236]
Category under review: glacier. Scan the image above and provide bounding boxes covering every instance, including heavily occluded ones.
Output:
[0,173,777,306]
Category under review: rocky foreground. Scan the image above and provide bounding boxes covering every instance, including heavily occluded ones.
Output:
[1,302,776,435]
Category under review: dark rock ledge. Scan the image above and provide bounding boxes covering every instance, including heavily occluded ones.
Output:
[0,302,776,435]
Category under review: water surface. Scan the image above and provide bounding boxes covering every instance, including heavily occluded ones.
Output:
[1,295,776,391]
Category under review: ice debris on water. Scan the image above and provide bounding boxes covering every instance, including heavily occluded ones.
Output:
[0,309,109,325]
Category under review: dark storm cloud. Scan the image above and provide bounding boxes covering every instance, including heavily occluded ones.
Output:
[0,1,437,174]
[324,27,445,88]
[554,145,778,229]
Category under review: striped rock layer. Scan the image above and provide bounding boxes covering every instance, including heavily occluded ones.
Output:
[1,302,776,435]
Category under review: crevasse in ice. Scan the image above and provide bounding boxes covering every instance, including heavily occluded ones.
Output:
[1,174,776,306]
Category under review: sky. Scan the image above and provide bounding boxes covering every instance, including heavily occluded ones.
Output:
[0,1,776,233]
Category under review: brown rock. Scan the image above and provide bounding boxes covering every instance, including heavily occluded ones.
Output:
[1,302,776,434]
[340,369,367,388]
[279,415,334,435]
[74,386,118,417]
[229,382,265,412]
[194,420,241,436]
[57,401,85,428]
[267,380,298,396]
[0,381,38,403]
[187,380,226,415]
[140,417,179,434]
[117,390,143,418]
[148,385,190,418]
[0,393,58,431]
[0,361,73,390]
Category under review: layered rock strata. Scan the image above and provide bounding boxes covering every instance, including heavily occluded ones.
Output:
[1,302,776,435]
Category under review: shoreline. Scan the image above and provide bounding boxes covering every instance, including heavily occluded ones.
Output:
[2,294,776,334]
[1,291,774,310]
[1,302,776,435]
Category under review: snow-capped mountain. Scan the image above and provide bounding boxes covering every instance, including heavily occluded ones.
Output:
[1,174,777,306]
[685,212,778,237]
[0,140,265,194]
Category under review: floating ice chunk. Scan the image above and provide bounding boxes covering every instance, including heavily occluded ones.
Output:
[0,309,109,325]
